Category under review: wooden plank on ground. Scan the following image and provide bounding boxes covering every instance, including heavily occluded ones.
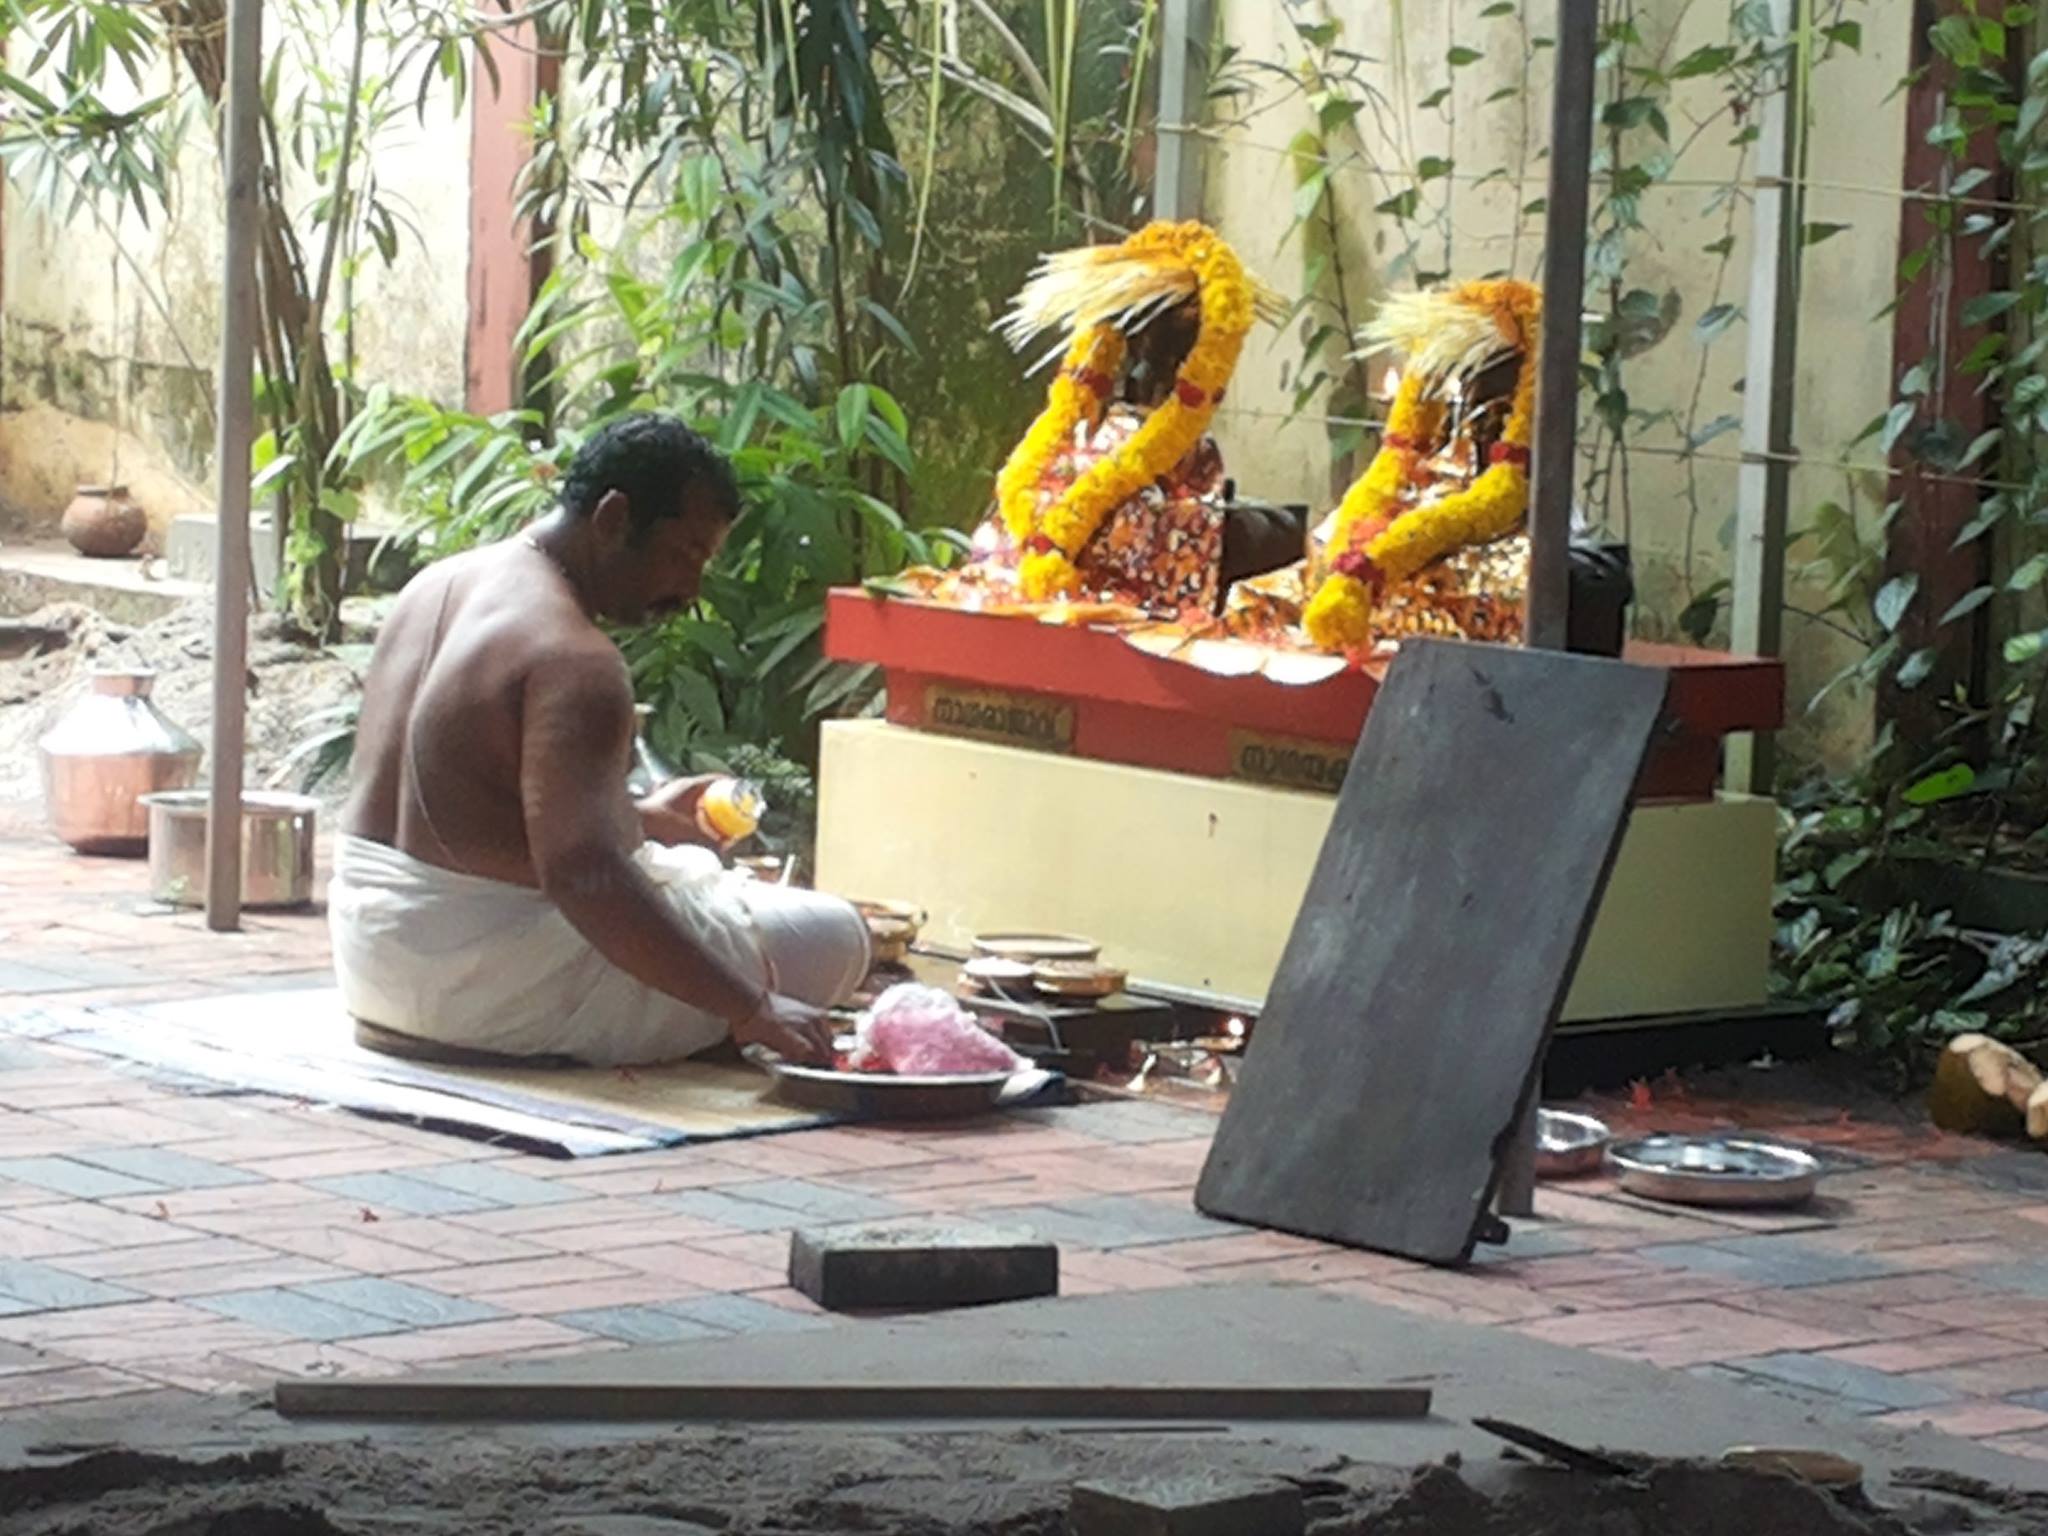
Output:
[1194,639,1670,1265]
[272,1380,1432,1422]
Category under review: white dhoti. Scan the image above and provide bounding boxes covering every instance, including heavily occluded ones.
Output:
[328,834,870,1067]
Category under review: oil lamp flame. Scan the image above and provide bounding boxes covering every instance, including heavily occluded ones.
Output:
[1225,1016,1247,1039]
[1380,366,1401,400]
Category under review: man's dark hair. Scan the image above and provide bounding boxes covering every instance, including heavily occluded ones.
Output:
[559,413,741,538]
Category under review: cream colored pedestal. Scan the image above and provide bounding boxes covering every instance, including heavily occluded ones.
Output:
[815,719,1775,1021]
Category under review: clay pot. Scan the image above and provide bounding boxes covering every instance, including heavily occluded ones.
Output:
[61,484,147,559]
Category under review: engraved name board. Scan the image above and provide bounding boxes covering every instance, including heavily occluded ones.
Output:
[1228,729,1351,794]
[923,684,1076,754]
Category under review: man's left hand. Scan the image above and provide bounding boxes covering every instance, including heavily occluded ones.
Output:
[638,774,727,850]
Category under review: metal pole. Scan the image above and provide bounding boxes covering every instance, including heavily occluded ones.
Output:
[1153,0,1213,220]
[1523,0,1599,653]
[206,0,262,932]
[1498,0,1600,1223]
[1726,0,1803,795]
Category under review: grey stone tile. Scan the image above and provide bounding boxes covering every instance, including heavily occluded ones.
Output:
[308,1172,499,1217]
[0,1157,164,1200]
[0,1261,141,1313]
[292,1278,505,1330]
[0,1039,53,1070]
[655,1295,832,1335]
[197,1287,397,1342]
[1633,1239,1894,1290]
[70,1148,260,1191]
[1958,1261,2048,1302]
[0,963,95,995]
[1725,1352,1957,1413]
[720,1179,911,1225]
[399,1163,581,1208]
[655,1189,810,1233]
[556,1306,727,1345]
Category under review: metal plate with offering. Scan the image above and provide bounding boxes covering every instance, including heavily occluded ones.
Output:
[1607,1134,1821,1209]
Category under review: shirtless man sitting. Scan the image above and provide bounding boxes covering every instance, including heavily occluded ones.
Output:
[329,413,866,1067]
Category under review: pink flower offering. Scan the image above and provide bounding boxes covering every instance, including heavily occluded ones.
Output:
[853,983,1027,1076]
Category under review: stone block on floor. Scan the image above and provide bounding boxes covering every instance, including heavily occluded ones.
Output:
[0,1260,141,1314]
[1068,1475,1304,1536]
[789,1221,1058,1312]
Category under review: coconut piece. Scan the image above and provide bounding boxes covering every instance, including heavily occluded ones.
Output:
[2028,1081,2048,1142]
[1929,1033,2042,1138]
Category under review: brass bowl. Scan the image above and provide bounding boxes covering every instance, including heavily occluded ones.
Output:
[1033,960,1127,1000]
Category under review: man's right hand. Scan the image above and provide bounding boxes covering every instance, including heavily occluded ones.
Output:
[733,992,835,1065]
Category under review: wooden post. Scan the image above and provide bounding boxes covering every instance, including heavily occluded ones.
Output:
[1878,0,2003,758]
[465,23,557,416]
[1153,0,1212,220]
[205,0,262,932]
[1725,0,1804,796]
[1500,0,1600,1219]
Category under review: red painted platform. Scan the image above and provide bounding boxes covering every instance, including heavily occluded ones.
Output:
[824,589,1785,801]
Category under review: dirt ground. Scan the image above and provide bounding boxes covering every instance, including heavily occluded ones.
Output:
[1,1431,2034,1536]
[0,600,363,813]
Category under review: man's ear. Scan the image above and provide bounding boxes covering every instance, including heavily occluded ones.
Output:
[591,488,631,546]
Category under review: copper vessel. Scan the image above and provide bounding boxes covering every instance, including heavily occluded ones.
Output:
[38,670,202,855]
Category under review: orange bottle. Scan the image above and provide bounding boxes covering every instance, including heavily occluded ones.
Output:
[696,777,765,844]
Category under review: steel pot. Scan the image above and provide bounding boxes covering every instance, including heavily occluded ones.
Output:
[139,790,318,909]
[39,670,202,855]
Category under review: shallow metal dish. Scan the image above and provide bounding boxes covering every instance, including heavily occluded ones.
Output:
[1607,1134,1821,1209]
[1536,1109,1611,1179]
[758,1056,1045,1120]
[972,931,1101,963]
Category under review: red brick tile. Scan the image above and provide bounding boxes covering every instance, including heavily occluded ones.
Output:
[181,1200,374,1239]
[9,1202,200,1251]
[1823,1332,2020,1374]
[0,1363,154,1409]
[1057,1250,1196,1294]
[250,1225,449,1274]
[125,1256,348,1298]
[693,1232,789,1268]
[44,1105,223,1145]
[996,1152,1188,1195]
[0,1301,217,1346]
[684,1141,855,1178]
[1517,1302,1753,1349]
[347,1318,594,1365]
[818,1160,1036,1197]
[1918,1352,2048,1398]
[555,1164,755,1198]
[56,1319,292,1368]
[410,1255,630,1299]
[1896,1296,2048,1335]
[124,1353,280,1394]
[0,1211,105,1259]
[1201,1250,1419,1287]
[1981,1428,2048,1462]
[1797,1272,1989,1309]
[1874,1400,2048,1438]
[107,1180,326,1221]
[51,1237,274,1280]
[1322,1280,1471,1323]
[519,1215,738,1255]
[1138,1232,1330,1269]
[1373,1269,1570,1323]
[453,1198,670,1236]
[1720,1289,1929,1346]
[605,1244,784,1292]
[772,1130,947,1170]
[354,1219,552,1266]
[1602,1317,1850,1369]
[228,1340,409,1380]
[1543,1269,1767,1310]
[479,1274,707,1314]
[239,1144,460,1181]
[1485,1253,1664,1289]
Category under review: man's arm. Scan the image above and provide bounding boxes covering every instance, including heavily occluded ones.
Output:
[518,649,832,1062]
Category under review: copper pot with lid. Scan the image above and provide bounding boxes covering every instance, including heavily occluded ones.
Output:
[38,670,202,855]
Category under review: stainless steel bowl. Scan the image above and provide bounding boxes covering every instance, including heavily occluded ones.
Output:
[1607,1134,1821,1209]
[1536,1109,1611,1179]
[139,789,318,909]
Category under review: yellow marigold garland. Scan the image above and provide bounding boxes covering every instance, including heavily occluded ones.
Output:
[995,325,1126,545]
[1303,279,1541,653]
[1000,221,1259,600]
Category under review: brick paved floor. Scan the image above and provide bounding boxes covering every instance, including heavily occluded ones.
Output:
[8,817,2048,1460]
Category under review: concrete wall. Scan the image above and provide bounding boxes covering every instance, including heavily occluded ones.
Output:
[0,19,472,544]
[1204,0,1908,765]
